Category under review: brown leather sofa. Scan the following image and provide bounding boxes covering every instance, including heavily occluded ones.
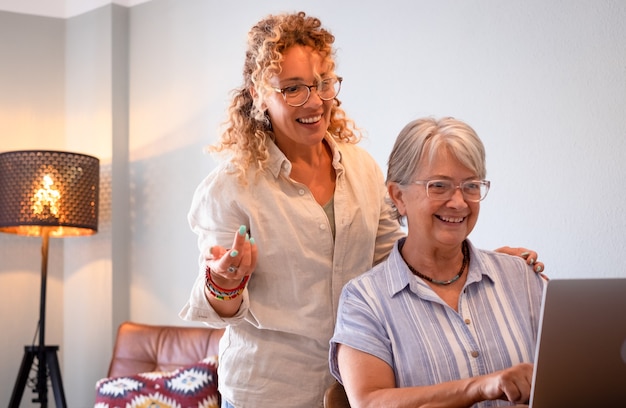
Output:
[102,321,347,407]
[107,321,225,377]
[96,321,225,407]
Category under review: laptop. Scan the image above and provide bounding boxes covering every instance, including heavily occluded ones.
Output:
[528,278,626,407]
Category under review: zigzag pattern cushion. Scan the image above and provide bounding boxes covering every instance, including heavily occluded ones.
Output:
[95,356,219,408]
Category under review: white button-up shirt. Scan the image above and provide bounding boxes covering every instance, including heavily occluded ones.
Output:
[180,135,403,407]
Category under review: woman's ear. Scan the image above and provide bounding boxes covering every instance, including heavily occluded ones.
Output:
[249,86,268,111]
[388,183,407,217]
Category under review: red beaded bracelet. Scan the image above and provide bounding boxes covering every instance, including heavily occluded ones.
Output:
[205,266,249,301]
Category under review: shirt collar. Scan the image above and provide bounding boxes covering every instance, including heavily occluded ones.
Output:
[266,133,344,179]
[385,238,496,299]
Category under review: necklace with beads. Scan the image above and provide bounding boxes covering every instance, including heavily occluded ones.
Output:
[399,240,470,285]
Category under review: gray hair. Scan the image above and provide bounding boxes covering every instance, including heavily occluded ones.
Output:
[386,117,487,222]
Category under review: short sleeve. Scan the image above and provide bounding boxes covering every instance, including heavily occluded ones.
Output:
[329,280,393,382]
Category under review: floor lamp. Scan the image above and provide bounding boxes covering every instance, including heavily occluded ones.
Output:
[0,150,99,408]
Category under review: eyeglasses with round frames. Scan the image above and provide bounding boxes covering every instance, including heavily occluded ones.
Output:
[412,179,491,202]
[272,76,342,107]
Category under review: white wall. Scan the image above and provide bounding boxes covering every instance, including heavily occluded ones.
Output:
[1,0,625,406]
[63,6,120,404]
[0,0,150,18]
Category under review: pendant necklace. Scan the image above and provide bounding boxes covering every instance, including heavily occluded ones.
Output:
[400,240,469,285]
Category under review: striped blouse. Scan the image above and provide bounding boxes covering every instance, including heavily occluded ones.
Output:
[330,238,546,407]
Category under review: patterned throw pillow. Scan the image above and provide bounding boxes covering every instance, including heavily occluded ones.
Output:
[95,356,219,408]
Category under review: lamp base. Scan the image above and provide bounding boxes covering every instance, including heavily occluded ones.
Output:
[9,345,67,408]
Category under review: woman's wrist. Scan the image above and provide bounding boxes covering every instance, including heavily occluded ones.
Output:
[205,266,249,301]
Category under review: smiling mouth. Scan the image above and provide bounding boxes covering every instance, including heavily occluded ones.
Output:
[436,215,465,223]
[297,115,322,124]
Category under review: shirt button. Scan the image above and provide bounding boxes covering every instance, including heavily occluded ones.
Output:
[464,318,471,325]
[471,351,479,358]
[298,189,305,196]
[320,224,326,230]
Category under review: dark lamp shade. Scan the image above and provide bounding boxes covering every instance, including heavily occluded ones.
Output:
[0,150,99,237]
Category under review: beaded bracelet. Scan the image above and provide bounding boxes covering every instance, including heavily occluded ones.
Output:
[205,266,249,301]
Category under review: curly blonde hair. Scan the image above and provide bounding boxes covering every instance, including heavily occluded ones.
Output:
[208,11,361,182]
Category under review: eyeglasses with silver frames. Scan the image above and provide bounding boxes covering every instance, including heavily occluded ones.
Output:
[272,76,342,107]
[412,179,491,202]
